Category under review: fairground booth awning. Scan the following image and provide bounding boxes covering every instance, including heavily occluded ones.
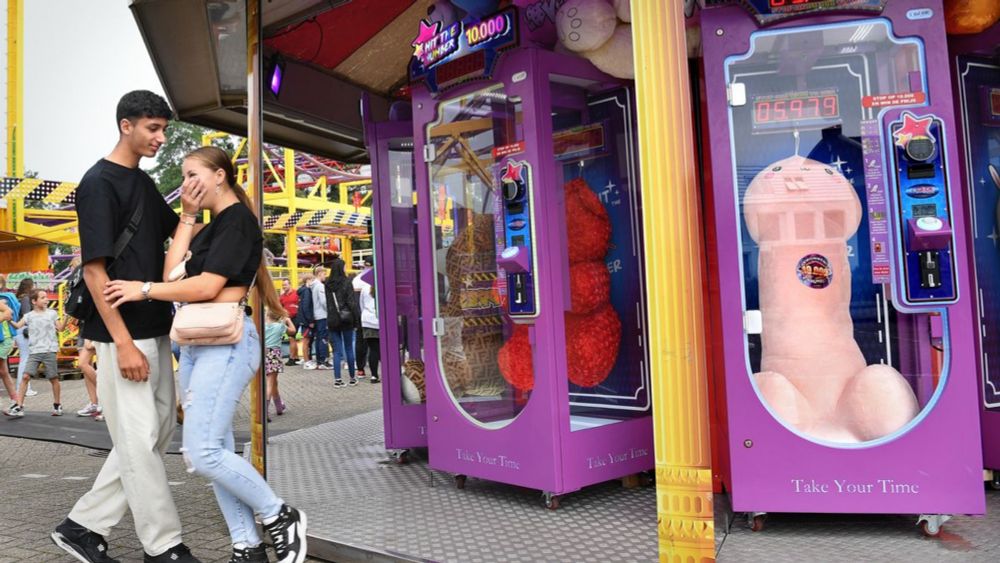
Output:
[130,0,436,163]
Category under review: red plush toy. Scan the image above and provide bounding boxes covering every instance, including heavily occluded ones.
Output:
[565,304,621,388]
[497,324,535,391]
[565,178,611,263]
[497,178,621,391]
[570,261,610,314]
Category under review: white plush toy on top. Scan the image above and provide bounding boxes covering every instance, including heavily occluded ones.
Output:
[555,0,634,79]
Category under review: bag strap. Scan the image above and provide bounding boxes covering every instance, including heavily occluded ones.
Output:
[239,272,258,307]
[110,200,145,263]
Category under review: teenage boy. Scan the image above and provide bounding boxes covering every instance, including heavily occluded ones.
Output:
[50,91,199,563]
[3,289,67,416]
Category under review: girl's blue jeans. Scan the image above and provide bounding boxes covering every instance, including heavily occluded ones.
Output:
[177,321,282,546]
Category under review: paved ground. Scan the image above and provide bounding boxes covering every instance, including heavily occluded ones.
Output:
[0,361,382,562]
[3,364,1000,562]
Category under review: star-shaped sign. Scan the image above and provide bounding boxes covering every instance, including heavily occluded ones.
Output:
[501,160,524,183]
[412,19,441,57]
[893,112,933,148]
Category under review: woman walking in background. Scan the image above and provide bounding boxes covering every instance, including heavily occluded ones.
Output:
[324,258,357,387]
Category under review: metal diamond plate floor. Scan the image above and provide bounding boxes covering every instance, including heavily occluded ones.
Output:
[266,411,1000,562]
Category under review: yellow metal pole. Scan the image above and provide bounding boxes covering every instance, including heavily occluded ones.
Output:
[247,0,266,477]
[284,148,299,288]
[7,0,23,177]
[632,2,715,561]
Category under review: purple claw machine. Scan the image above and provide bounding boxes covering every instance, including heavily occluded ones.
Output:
[409,6,652,507]
[700,0,985,535]
[365,100,428,463]
[948,15,1000,489]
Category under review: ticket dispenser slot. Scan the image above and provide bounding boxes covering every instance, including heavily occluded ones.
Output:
[497,159,538,320]
[890,112,957,304]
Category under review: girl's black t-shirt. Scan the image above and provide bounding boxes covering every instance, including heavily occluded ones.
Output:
[185,203,262,287]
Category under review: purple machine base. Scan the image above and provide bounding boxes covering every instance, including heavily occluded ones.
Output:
[411,44,653,497]
[701,1,985,515]
[949,19,1000,475]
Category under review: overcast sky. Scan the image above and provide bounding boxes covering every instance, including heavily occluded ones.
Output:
[16,0,164,181]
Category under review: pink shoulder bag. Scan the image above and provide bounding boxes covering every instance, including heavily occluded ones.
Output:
[170,274,256,346]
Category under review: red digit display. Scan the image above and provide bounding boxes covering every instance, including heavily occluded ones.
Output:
[751,91,840,126]
[770,0,825,7]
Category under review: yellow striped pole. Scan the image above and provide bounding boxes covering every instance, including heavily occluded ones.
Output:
[631,2,715,561]
[7,0,23,177]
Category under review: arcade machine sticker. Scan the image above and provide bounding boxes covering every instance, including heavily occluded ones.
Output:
[861,120,892,284]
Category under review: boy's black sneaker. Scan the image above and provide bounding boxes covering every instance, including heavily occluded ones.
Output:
[263,504,308,563]
[348,378,358,386]
[230,544,269,563]
[370,377,380,384]
[333,379,345,388]
[144,543,200,562]
[51,518,120,563]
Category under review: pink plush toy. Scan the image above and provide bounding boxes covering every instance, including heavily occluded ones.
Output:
[743,155,919,443]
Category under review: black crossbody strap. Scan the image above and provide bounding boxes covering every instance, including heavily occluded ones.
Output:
[110,202,144,262]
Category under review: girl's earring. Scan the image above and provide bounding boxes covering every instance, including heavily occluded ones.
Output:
[215,183,222,195]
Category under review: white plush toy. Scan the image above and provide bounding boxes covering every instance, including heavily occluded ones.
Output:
[586,23,634,79]
[555,0,634,80]
[556,0,618,52]
[613,0,630,22]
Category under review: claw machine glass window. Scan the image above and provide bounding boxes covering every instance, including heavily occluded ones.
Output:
[425,85,529,428]
[387,137,425,406]
[546,74,650,431]
[725,20,946,446]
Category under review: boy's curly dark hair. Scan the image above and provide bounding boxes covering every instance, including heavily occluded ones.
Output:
[116,90,173,131]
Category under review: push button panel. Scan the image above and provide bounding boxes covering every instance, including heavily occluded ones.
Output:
[496,159,538,319]
[889,112,957,304]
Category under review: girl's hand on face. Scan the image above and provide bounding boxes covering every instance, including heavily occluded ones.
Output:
[180,176,207,215]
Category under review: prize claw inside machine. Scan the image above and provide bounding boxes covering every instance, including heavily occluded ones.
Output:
[700,0,985,535]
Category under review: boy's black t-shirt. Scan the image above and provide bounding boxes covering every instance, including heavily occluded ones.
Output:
[184,202,261,287]
[76,159,179,342]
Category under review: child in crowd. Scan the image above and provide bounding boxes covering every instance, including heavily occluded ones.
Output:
[0,298,20,405]
[4,289,67,417]
[265,308,296,421]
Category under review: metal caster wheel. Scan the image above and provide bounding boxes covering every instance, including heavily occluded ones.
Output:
[990,474,1000,491]
[455,474,467,489]
[389,449,410,465]
[917,514,951,537]
[543,492,560,510]
[748,512,767,532]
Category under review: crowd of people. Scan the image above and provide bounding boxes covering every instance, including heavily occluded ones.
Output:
[275,257,380,389]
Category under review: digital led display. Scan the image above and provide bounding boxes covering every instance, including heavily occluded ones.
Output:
[752,90,840,127]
